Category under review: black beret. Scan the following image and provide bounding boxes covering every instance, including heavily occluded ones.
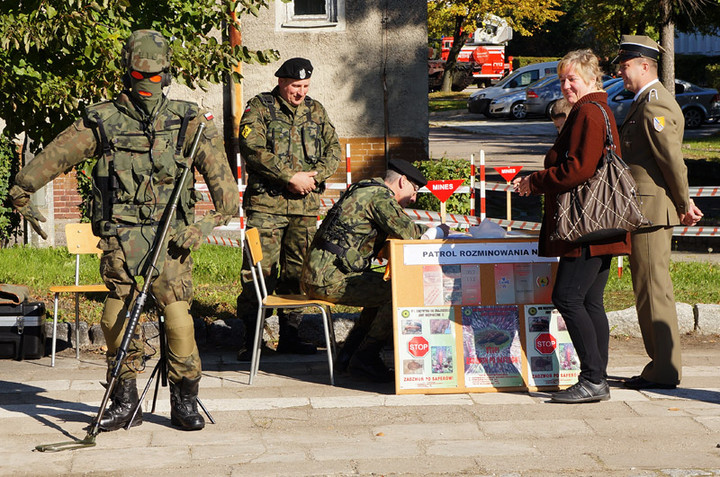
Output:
[612,35,660,64]
[388,159,428,188]
[274,57,313,79]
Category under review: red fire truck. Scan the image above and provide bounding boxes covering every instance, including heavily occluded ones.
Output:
[440,15,513,87]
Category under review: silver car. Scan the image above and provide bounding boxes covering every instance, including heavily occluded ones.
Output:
[606,78,720,128]
[524,75,562,118]
[487,89,527,119]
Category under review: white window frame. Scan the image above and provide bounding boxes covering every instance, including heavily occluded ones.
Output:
[276,0,346,31]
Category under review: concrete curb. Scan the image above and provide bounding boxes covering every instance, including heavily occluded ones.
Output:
[45,306,719,354]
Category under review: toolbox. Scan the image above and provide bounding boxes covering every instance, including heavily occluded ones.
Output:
[0,302,46,360]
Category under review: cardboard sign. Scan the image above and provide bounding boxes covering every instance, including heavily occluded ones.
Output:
[426,180,464,202]
[494,166,523,182]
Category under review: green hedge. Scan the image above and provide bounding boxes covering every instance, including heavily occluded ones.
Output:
[511,56,561,69]
[0,135,20,245]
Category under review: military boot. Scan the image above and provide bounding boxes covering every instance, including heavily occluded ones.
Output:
[97,378,142,431]
[170,376,205,431]
[276,311,317,355]
[348,337,394,383]
[334,326,368,373]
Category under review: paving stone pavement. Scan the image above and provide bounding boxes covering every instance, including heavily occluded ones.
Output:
[1,335,719,477]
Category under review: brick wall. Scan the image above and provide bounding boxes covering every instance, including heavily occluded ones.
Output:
[50,135,427,219]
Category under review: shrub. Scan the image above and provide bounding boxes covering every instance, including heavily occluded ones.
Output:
[0,135,21,245]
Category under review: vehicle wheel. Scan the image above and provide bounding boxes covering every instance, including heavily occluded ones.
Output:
[468,103,483,114]
[510,101,527,120]
[684,107,704,129]
[545,100,557,119]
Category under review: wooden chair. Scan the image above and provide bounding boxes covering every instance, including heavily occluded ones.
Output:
[244,227,336,385]
[49,223,109,366]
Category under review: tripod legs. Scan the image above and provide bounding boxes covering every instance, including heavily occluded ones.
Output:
[126,316,215,430]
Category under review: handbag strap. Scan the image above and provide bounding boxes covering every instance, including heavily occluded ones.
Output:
[588,101,616,151]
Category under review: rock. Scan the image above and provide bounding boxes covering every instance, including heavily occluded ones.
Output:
[695,304,720,334]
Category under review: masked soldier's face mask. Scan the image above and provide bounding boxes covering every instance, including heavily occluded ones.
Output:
[129,70,164,113]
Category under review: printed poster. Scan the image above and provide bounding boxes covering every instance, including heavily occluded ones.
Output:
[423,264,481,306]
[397,307,458,390]
[494,263,553,304]
[524,305,580,387]
[461,305,523,388]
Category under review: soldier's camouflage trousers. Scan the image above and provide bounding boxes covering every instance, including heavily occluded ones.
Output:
[237,211,315,319]
[99,236,200,382]
[302,270,393,342]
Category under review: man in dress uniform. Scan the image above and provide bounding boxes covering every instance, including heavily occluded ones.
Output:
[300,159,448,382]
[237,58,342,360]
[10,30,238,431]
[614,35,703,390]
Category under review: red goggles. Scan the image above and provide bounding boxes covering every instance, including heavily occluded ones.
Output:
[130,70,163,83]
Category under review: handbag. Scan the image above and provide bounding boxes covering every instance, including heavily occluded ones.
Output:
[550,101,649,243]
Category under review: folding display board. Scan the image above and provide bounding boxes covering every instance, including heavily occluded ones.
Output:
[389,237,579,395]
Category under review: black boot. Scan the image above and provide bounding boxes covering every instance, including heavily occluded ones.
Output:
[98,378,142,431]
[348,337,394,383]
[237,306,260,362]
[335,326,368,373]
[170,377,205,431]
[276,311,317,354]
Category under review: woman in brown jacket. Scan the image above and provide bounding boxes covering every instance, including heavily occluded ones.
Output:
[513,49,631,403]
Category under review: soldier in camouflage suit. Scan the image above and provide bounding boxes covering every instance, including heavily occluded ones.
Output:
[10,30,238,432]
[300,160,448,382]
[237,58,341,359]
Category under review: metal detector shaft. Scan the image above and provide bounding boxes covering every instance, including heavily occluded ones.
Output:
[86,123,205,438]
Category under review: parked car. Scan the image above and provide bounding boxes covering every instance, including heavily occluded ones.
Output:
[488,89,527,119]
[605,78,720,128]
[526,75,622,119]
[524,75,562,118]
[467,61,559,116]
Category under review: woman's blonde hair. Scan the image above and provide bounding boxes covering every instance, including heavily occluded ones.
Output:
[558,49,603,90]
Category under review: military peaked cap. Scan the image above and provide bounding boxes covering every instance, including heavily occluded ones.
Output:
[388,159,428,188]
[274,57,313,79]
[613,35,660,64]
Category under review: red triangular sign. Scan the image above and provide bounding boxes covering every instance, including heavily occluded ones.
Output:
[494,166,522,182]
[426,179,464,203]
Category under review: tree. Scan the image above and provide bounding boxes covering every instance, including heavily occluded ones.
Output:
[0,0,280,149]
[427,0,564,92]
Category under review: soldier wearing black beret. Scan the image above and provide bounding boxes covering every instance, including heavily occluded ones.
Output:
[237,58,341,360]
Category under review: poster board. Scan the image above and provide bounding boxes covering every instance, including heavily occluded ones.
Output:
[389,237,579,395]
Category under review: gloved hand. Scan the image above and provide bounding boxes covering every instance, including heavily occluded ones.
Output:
[172,224,204,251]
[171,216,217,251]
[8,185,48,240]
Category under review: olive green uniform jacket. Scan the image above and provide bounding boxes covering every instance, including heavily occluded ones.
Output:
[239,87,342,216]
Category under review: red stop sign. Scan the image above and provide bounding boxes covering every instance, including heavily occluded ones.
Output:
[535,333,557,354]
[408,336,429,357]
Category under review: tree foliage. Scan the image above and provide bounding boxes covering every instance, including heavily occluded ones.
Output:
[0,0,280,148]
[428,0,564,91]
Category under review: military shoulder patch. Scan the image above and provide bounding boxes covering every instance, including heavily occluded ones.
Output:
[653,116,665,132]
[241,125,252,138]
[204,112,214,121]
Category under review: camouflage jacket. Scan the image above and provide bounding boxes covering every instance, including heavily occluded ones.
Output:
[14,93,238,272]
[239,87,341,216]
[301,178,427,287]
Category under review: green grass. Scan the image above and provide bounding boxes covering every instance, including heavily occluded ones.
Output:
[1,247,717,324]
[429,91,472,113]
[682,132,720,161]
